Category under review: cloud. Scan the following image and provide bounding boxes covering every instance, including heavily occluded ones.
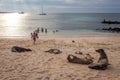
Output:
[0,0,120,13]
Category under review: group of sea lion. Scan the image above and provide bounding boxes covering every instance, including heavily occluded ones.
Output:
[67,49,109,70]
[44,48,109,70]
[11,46,109,70]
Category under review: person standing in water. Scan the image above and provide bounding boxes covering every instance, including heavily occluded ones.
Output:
[53,30,55,34]
[36,28,39,33]
[45,28,47,34]
[41,28,44,33]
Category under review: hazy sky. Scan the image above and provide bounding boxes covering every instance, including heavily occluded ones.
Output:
[0,0,120,13]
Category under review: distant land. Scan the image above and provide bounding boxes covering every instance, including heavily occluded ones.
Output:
[0,12,12,13]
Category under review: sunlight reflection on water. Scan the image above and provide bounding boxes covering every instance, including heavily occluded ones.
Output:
[0,13,119,38]
[1,13,27,37]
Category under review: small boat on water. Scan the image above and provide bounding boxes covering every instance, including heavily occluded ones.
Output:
[39,13,47,15]
[39,0,47,15]
[101,19,120,24]
[19,12,24,14]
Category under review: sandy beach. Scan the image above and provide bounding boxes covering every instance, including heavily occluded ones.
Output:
[0,36,120,80]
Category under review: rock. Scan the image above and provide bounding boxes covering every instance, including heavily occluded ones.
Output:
[67,54,93,64]
[11,46,32,53]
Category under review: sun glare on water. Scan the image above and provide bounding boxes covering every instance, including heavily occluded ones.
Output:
[4,13,23,26]
[2,13,26,37]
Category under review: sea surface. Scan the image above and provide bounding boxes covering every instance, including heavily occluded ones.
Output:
[0,13,120,38]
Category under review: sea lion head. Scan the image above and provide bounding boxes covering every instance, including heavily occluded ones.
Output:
[96,49,104,54]
[96,49,108,60]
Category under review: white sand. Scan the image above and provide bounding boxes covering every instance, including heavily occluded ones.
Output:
[0,36,120,80]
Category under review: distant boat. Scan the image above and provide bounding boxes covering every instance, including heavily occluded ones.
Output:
[39,0,47,15]
[19,12,24,14]
[0,12,12,13]
[39,13,47,15]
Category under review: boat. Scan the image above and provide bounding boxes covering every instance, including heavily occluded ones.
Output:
[39,1,47,15]
[19,12,24,14]
[39,13,47,15]
[101,19,120,24]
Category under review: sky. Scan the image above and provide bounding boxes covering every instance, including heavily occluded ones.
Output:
[0,0,120,13]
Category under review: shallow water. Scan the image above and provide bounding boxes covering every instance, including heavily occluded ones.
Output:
[0,13,120,38]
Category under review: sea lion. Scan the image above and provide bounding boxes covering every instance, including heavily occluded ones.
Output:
[45,49,62,54]
[72,40,75,43]
[85,54,94,62]
[11,46,32,53]
[67,54,93,64]
[88,49,109,70]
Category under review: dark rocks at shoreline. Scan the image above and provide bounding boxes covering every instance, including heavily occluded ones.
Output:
[97,27,120,33]
[101,19,120,24]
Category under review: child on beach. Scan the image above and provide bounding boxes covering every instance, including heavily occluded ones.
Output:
[35,30,39,39]
[31,32,36,45]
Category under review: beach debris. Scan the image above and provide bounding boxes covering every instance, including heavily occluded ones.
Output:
[75,51,83,55]
[45,49,62,54]
[67,54,93,64]
[11,46,32,53]
[88,49,109,70]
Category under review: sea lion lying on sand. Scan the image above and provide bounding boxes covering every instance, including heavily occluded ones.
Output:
[72,40,75,43]
[11,46,32,53]
[67,54,93,64]
[45,49,62,54]
[88,49,109,70]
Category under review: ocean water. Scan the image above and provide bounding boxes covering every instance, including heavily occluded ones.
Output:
[0,13,120,38]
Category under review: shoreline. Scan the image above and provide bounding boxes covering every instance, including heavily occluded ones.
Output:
[0,33,120,39]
